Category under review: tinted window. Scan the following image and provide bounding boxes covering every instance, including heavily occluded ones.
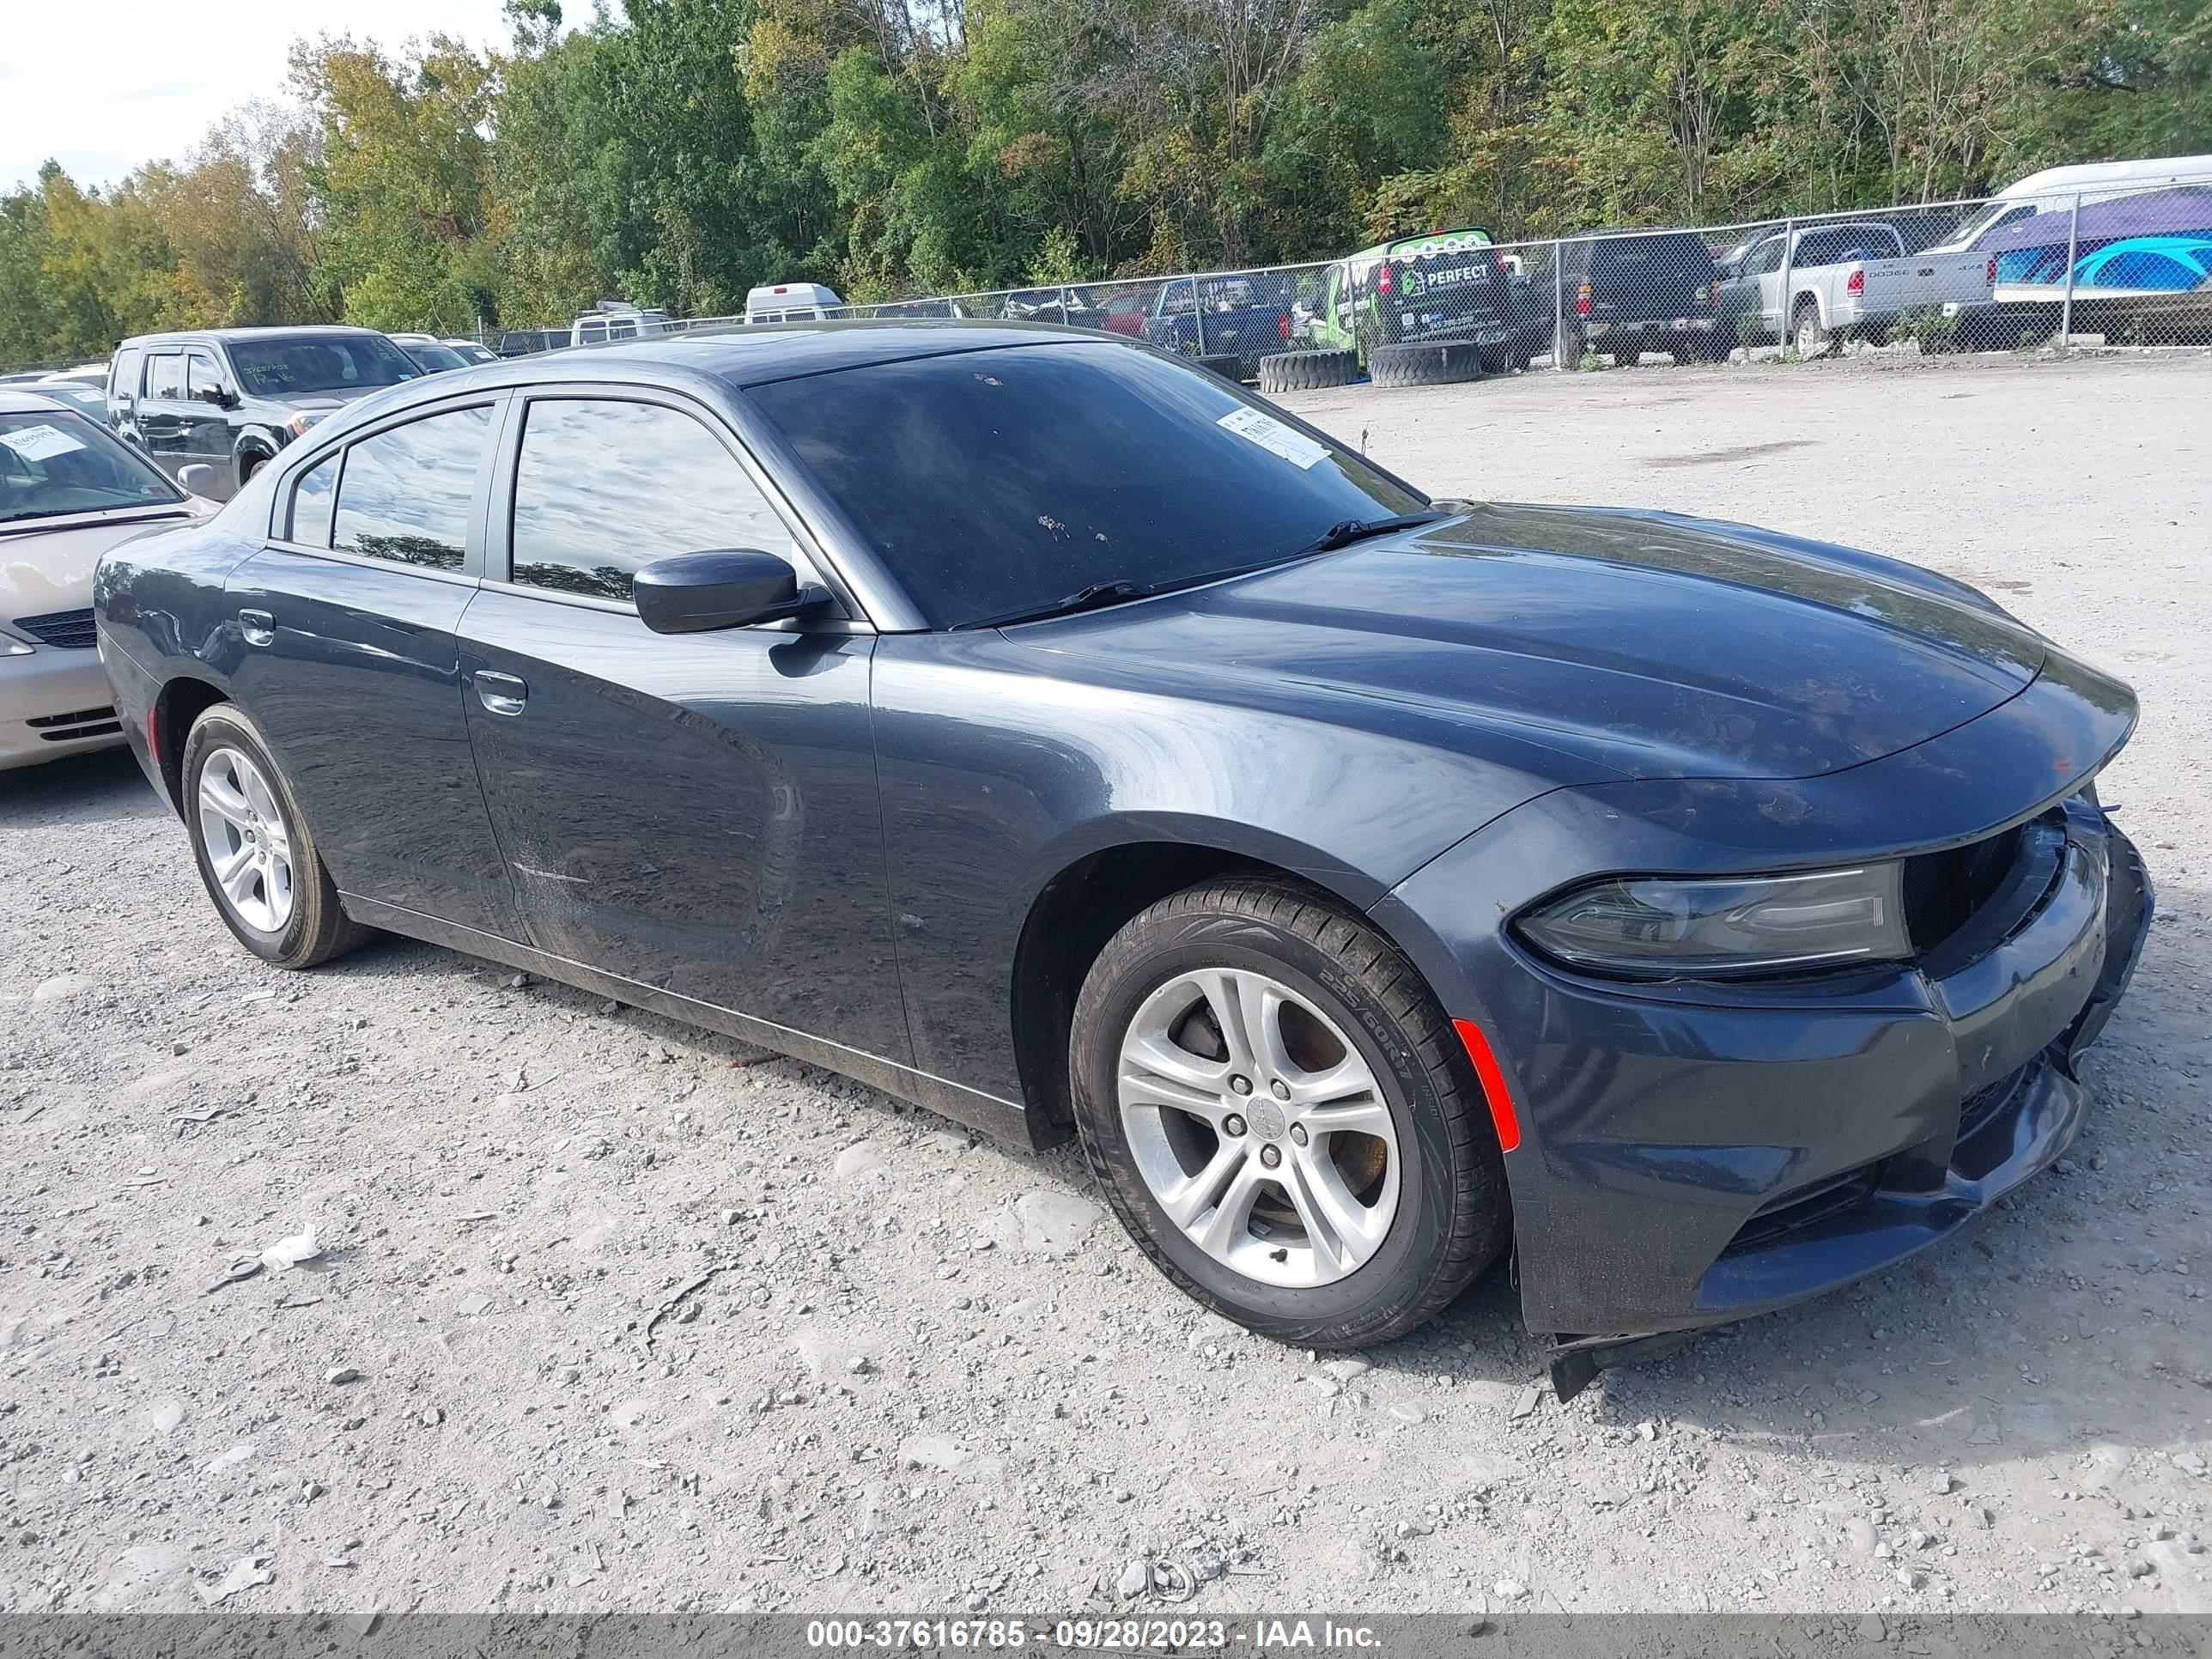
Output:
[110,348,144,402]
[228,334,418,398]
[750,341,1423,629]
[331,405,491,570]
[1591,236,1716,279]
[186,350,226,398]
[0,410,185,522]
[1796,230,1886,267]
[508,399,795,602]
[289,452,339,547]
[147,353,186,400]
[398,340,469,373]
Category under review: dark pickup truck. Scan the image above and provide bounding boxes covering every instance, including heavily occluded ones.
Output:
[1141,276,1292,378]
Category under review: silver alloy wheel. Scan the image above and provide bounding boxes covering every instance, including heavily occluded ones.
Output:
[1117,969,1401,1288]
[196,746,296,935]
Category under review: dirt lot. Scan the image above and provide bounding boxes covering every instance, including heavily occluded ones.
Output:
[3,352,2207,1620]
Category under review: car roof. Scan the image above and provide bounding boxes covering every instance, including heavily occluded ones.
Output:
[116,325,393,349]
[0,387,112,416]
[471,319,1117,390]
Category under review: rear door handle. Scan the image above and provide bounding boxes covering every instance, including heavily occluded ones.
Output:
[238,609,274,647]
[473,670,528,717]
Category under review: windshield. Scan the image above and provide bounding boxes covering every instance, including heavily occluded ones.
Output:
[227,334,420,398]
[35,386,106,416]
[749,340,1425,629]
[398,340,470,373]
[0,409,185,523]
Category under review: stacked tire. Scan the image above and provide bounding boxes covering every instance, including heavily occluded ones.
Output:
[1195,353,1249,382]
[1257,349,1358,392]
[1367,341,1486,387]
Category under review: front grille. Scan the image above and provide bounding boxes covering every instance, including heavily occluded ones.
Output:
[13,608,96,649]
[27,705,119,741]
[1903,822,2027,953]
[1723,1159,1887,1256]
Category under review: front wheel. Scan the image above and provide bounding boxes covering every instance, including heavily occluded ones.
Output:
[182,704,371,969]
[1070,879,1510,1348]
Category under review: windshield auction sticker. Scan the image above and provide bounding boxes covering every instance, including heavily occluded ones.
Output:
[0,422,88,461]
[1217,405,1329,469]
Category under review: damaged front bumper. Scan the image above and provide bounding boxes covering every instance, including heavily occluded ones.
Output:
[1545,810,2151,1398]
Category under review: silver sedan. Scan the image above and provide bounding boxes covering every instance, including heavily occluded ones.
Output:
[1,390,210,770]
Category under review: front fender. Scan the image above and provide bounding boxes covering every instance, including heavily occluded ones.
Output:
[870,629,1574,1102]
[234,425,286,473]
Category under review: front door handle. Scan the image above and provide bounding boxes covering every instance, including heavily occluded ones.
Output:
[473,670,528,717]
[238,609,275,647]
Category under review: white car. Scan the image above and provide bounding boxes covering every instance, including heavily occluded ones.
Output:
[1,390,212,771]
[744,283,844,324]
[1933,153,2212,253]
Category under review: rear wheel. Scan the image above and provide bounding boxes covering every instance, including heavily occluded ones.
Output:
[182,704,370,969]
[1257,349,1358,392]
[1070,879,1510,1348]
[1477,339,1514,375]
[1792,299,1833,358]
[1367,341,1486,387]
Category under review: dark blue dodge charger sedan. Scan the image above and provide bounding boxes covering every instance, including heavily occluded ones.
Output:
[93,322,2151,1390]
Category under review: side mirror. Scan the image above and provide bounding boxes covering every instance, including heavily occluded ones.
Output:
[197,385,233,407]
[177,463,218,497]
[633,550,828,635]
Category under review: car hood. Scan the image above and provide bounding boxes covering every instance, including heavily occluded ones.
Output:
[1,502,210,617]
[248,386,387,416]
[1015,503,2048,782]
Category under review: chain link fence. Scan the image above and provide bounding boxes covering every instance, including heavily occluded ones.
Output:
[482,172,2212,386]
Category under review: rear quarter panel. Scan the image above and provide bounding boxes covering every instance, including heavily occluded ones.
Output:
[91,482,273,787]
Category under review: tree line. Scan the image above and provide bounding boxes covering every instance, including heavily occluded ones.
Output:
[3,0,2206,364]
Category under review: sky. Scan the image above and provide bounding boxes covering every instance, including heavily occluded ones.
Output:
[0,0,519,193]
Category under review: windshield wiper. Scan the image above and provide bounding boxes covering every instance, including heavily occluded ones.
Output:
[1297,511,1449,555]
[958,580,1155,631]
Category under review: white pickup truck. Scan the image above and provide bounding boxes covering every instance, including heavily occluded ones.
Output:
[1716,222,1996,355]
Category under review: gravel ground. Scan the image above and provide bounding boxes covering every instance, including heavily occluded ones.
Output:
[3,352,2207,1620]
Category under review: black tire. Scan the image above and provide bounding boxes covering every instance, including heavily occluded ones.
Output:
[181,703,372,969]
[1257,349,1358,392]
[1069,878,1511,1349]
[1366,341,1485,388]
[1477,339,1513,375]
[237,452,265,486]
[1607,348,1638,368]
[1792,298,1834,358]
[1195,353,1246,381]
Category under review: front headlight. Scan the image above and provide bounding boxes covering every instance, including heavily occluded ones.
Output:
[1516,864,1911,979]
[285,411,326,440]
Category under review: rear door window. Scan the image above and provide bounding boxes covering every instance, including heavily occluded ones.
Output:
[330,405,493,571]
[146,353,186,401]
[506,398,799,602]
